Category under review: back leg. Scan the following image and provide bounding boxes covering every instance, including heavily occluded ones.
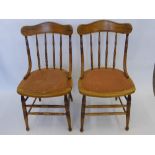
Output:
[125,95,131,131]
[80,95,86,132]
[64,95,72,131]
[21,96,30,131]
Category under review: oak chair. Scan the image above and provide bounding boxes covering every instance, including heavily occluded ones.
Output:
[77,20,136,132]
[17,22,73,131]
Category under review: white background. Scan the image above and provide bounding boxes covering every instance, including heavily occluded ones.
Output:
[0,19,155,134]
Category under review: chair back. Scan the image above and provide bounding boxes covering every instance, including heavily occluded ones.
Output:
[21,22,73,79]
[77,20,132,78]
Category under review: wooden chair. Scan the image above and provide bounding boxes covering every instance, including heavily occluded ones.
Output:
[17,22,73,131]
[77,20,136,132]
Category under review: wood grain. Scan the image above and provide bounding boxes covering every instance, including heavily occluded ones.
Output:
[77,20,132,35]
[21,22,73,36]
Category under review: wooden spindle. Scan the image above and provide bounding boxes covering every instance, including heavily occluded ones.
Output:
[35,34,41,70]
[52,33,55,69]
[68,35,72,78]
[105,32,109,68]
[90,33,93,69]
[113,33,117,69]
[24,36,32,79]
[60,34,62,69]
[123,34,129,78]
[44,33,48,68]
[80,35,84,79]
[98,32,101,68]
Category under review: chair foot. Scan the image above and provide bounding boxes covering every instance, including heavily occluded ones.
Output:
[80,128,84,132]
[125,127,129,131]
[69,93,73,102]
[26,127,30,131]
[68,127,72,132]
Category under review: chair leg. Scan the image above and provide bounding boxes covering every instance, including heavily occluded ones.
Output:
[64,95,72,131]
[125,95,131,131]
[39,98,41,102]
[115,97,118,101]
[68,93,73,102]
[80,95,86,132]
[21,96,29,131]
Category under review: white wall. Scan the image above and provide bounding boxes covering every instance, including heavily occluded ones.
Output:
[0,19,155,134]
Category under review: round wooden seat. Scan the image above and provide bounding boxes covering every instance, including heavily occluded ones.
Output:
[17,68,72,98]
[79,68,135,97]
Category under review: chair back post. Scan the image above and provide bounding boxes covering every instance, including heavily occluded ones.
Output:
[123,34,129,78]
[24,36,32,79]
[68,35,72,79]
[80,35,84,79]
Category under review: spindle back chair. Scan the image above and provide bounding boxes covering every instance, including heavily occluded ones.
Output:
[17,22,73,131]
[77,20,136,132]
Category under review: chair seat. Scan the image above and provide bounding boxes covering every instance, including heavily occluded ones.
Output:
[78,68,135,97]
[17,68,72,98]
